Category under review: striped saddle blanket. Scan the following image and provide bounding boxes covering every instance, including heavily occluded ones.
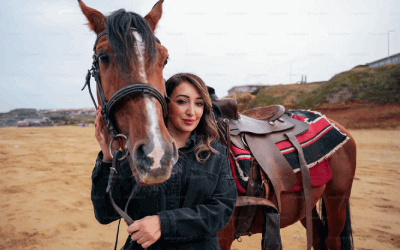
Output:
[229,110,349,193]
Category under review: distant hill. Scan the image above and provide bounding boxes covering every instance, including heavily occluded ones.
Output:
[225,63,400,129]
[0,108,96,127]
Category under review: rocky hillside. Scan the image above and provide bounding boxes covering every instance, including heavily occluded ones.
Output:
[0,108,96,127]
[226,63,400,129]
[0,109,40,127]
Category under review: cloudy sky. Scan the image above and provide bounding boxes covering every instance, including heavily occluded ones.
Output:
[1,0,399,112]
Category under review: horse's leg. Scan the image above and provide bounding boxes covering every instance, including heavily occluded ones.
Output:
[322,121,356,250]
[218,208,238,250]
[300,206,327,250]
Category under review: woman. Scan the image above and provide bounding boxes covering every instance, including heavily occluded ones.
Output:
[92,73,237,249]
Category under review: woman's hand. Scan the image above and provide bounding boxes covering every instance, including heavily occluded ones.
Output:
[95,106,118,162]
[127,215,161,248]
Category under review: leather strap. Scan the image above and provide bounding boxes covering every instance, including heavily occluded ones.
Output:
[235,196,277,211]
[106,83,168,118]
[244,133,297,211]
[107,149,135,226]
[234,162,261,239]
[284,133,312,250]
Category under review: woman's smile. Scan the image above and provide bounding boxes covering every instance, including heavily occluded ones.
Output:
[183,119,194,125]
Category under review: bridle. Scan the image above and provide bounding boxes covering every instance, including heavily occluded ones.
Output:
[82,28,168,250]
[82,29,169,160]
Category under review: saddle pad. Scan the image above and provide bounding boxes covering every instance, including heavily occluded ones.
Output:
[229,110,348,193]
[278,110,349,171]
[229,146,332,194]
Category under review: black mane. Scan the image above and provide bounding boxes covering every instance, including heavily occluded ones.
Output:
[105,9,157,77]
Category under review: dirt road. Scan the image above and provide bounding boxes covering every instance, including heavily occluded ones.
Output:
[0,127,399,249]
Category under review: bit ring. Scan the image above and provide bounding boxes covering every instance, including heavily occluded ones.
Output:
[109,134,129,161]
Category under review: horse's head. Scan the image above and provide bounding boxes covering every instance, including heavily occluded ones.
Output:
[79,0,178,185]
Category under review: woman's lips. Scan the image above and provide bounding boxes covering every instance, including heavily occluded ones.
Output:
[183,119,194,125]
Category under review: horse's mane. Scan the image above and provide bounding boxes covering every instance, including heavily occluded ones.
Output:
[105,9,157,77]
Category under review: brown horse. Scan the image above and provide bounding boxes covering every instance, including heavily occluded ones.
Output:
[79,1,356,249]
[217,115,357,250]
[78,0,178,186]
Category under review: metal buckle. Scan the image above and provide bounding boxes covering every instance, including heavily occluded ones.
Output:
[109,134,129,161]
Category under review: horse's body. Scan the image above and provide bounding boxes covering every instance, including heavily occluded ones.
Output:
[218,118,356,250]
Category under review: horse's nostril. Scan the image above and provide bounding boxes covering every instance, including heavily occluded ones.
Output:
[136,144,154,172]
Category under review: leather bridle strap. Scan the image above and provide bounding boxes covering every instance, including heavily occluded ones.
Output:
[106,83,168,118]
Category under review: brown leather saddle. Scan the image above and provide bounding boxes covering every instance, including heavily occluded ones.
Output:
[209,86,313,250]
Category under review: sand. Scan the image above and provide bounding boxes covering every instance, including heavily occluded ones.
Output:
[0,126,399,250]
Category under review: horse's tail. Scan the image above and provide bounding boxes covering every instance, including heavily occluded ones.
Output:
[340,203,354,250]
[319,198,354,250]
[319,198,328,250]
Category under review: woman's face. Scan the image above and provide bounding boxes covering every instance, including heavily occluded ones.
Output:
[167,81,204,135]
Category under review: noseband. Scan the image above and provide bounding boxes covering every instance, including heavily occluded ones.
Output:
[82,29,168,159]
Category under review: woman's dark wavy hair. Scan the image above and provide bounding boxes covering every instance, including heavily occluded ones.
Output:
[165,73,219,163]
[105,9,157,78]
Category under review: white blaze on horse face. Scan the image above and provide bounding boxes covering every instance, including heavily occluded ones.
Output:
[132,31,164,170]
[132,30,147,82]
[145,98,164,170]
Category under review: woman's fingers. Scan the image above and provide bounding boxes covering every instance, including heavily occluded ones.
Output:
[136,237,146,244]
[130,231,142,242]
[127,216,161,248]
[95,106,113,162]
[140,241,153,249]
[127,221,139,234]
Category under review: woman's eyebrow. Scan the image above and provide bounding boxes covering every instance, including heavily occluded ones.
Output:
[176,94,203,100]
[176,94,189,98]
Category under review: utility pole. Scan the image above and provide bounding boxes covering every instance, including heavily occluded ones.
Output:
[290,62,292,84]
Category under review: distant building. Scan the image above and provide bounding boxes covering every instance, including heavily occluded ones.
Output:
[227,85,266,95]
[367,52,400,68]
[17,118,54,127]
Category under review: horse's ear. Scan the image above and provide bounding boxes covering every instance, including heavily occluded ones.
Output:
[144,0,163,32]
[78,0,106,35]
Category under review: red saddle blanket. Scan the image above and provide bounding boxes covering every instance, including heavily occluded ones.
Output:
[228,110,349,193]
[229,147,332,193]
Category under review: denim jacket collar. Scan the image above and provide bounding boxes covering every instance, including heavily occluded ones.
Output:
[180,131,197,152]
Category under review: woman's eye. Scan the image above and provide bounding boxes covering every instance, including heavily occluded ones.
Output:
[196,102,204,106]
[99,54,110,64]
[177,99,186,104]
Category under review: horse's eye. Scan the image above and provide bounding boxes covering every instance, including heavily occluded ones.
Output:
[163,57,168,67]
[99,53,110,64]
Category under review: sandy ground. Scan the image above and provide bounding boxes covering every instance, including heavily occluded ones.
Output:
[0,126,399,250]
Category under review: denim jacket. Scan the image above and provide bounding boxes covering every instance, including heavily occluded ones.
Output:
[91,133,237,250]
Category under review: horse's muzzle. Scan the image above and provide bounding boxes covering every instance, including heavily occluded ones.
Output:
[129,139,178,185]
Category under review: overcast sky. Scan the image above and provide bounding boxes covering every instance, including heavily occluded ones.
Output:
[1,0,399,112]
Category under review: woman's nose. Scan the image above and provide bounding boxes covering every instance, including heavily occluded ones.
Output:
[186,104,195,116]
